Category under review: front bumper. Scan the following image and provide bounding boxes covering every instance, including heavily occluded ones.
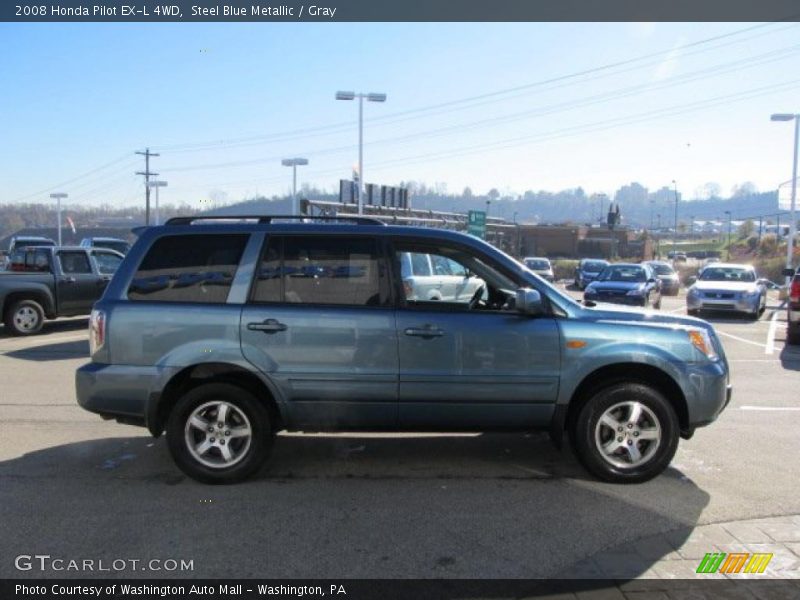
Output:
[76,362,166,429]
[683,360,731,428]
[686,293,760,314]
[585,294,646,307]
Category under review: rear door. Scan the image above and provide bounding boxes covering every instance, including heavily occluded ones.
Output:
[240,234,398,430]
[55,250,102,315]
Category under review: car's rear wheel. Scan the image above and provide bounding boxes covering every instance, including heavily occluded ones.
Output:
[571,383,679,483]
[167,383,272,484]
[688,309,700,317]
[4,299,45,336]
[788,324,800,346]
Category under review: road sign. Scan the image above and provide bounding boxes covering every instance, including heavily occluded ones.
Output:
[467,210,487,239]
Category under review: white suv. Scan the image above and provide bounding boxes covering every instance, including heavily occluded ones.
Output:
[400,252,484,302]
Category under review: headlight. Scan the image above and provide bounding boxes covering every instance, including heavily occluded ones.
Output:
[743,289,760,298]
[688,329,718,361]
[626,288,646,296]
[687,287,699,297]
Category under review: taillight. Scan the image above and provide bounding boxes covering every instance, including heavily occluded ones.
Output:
[89,309,105,355]
[791,278,800,303]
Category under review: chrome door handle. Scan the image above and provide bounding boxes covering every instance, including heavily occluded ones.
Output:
[404,325,445,339]
[247,319,288,333]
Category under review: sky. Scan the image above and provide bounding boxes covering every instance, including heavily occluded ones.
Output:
[2,21,800,210]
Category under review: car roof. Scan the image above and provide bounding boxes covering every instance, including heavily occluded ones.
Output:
[82,237,127,242]
[606,262,646,268]
[524,256,550,261]
[700,262,754,270]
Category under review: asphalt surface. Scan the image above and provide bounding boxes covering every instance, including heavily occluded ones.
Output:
[0,289,798,579]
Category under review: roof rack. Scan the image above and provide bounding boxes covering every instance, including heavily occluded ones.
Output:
[165,215,386,226]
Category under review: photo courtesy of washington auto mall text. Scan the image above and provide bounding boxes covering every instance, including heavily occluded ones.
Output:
[2,0,800,599]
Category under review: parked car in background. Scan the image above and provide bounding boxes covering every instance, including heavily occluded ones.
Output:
[523,257,554,282]
[784,266,799,344]
[400,251,484,302]
[573,258,609,290]
[7,235,56,253]
[644,261,680,296]
[0,245,123,335]
[686,263,766,319]
[584,263,662,309]
[80,236,131,255]
[75,215,731,485]
[3,236,57,271]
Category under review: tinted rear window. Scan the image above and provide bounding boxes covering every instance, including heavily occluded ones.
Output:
[128,234,247,303]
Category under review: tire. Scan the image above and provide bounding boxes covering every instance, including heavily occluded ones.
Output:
[788,324,800,346]
[166,383,273,484]
[4,299,45,336]
[571,383,680,484]
[688,309,700,317]
[653,297,662,310]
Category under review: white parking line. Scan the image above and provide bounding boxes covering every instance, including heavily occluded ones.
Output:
[740,406,800,412]
[765,310,779,355]
[715,330,768,349]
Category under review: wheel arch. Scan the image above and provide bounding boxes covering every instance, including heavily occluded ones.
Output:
[2,289,56,319]
[551,362,689,448]
[147,362,284,437]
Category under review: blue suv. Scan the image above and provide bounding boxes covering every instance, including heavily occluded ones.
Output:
[76,216,731,484]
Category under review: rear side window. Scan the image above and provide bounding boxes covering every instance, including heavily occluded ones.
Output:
[128,234,247,303]
[251,236,388,307]
[93,252,123,275]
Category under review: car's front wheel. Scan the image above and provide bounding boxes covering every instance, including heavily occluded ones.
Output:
[167,383,273,484]
[571,383,679,483]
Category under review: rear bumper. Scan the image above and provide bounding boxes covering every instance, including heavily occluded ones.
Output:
[788,302,800,325]
[75,362,165,429]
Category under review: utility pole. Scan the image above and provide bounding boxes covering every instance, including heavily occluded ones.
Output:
[136,148,160,226]
[758,216,763,243]
[671,180,679,255]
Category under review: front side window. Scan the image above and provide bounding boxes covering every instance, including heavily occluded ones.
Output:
[59,251,92,274]
[394,242,517,310]
[93,252,123,275]
[128,234,247,303]
[251,236,388,307]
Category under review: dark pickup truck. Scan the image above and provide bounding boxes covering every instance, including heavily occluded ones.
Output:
[0,245,123,335]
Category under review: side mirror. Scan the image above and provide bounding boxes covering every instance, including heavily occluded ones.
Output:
[783,267,796,277]
[647,277,656,284]
[516,288,543,316]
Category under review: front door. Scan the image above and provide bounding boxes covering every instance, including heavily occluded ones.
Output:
[240,234,398,430]
[391,241,561,429]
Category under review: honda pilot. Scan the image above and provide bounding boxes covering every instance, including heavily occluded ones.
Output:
[76,216,731,484]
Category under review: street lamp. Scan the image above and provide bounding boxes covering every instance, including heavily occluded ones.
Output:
[336,90,387,215]
[771,112,799,282]
[671,180,679,255]
[725,210,732,260]
[281,158,309,216]
[49,193,68,245]
[146,181,168,225]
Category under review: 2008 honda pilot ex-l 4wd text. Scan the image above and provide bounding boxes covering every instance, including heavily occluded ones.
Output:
[76,215,731,484]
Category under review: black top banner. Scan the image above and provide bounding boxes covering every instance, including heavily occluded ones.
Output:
[3,0,800,23]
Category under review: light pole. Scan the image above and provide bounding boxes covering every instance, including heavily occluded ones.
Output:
[147,181,168,225]
[281,158,309,216]
[50,193,68,245]
[671,180,679,255]
[725,210,732,260]
[771,112,799,282]
[336,91,387,215]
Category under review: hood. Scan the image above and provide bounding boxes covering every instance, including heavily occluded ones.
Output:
[532,268,553,275]
[587,280,643,292]
[693,280,757,292]
[656,273,678,281]
[583,302,710,330]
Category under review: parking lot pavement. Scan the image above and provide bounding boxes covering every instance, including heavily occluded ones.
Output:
[1,299,799,580]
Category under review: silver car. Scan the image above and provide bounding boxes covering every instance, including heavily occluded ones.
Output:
[686,263,766,318]
[523,257,555,282]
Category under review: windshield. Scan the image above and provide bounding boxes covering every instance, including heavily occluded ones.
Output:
[597,265,646,282]
[699,266,755,282]
[649,263,675,276]
[97,241,129,254]
[582,261,608,273]
[524,259,550,270]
